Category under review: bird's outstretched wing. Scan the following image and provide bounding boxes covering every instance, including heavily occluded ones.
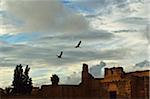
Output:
[57,51,63,58]
[78,41,81,46]
[75,41,81,48]
[60,51,63,57]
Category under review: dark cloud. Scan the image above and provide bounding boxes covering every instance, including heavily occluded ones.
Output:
[0,38,131,68]
[116,17,149,25]
[113,29,137,33]
[56,30,114,41]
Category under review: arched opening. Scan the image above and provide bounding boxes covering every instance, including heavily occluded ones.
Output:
[109,91,116,99]
[108,83,117,99]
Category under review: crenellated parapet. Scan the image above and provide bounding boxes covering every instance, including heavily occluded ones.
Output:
[104,67,125,81]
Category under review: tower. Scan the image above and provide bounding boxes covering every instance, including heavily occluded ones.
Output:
[82,63,94,84]
[104,67,124,81]
[82,63,89,84]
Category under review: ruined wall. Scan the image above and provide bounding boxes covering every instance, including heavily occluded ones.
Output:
[100,79,132,99]
[1,64,149,99]
[130,76,149,99]
[126,70,150,77]
[38,66,150,99]
[39,64,104,99]
[101,67,150,99]
[124,70,150,98]
[104,67,125,81]
[41,85,100,99]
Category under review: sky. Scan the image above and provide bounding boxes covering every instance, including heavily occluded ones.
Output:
[0,0,150,88]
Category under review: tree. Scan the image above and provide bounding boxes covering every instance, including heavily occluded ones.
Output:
[51,74,59,86]
[12,64,32,94]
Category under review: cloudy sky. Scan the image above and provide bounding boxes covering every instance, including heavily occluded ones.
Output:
[0,0,149,88]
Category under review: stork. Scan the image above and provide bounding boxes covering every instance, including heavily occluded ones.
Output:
[57,51,63,58]
[75,41,81,48]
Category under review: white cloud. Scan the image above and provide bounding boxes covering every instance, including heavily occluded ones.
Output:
[2,0,89,34]
[0,0,149,88]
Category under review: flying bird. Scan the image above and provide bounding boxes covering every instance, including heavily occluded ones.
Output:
[57,51,63,58]
[75,41,81,48]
